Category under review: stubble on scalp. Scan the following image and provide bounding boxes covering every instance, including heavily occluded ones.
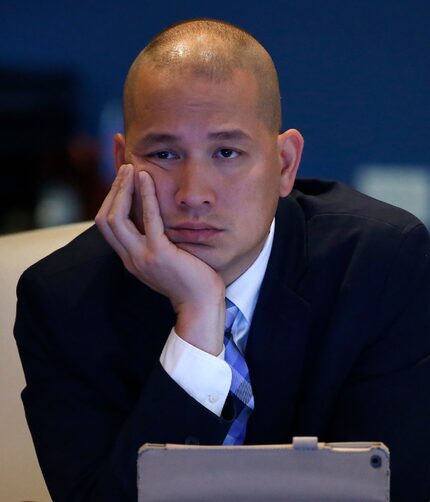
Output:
[123,19,282,134]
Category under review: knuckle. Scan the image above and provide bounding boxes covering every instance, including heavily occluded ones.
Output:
[131,255,145,271]
[106,212,117,228]
[112,176,122,189]
[122,258,134,274]
[94,212,104,226]
[144,248,162,267]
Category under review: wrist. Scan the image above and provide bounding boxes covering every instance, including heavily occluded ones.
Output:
[175,299,225,356]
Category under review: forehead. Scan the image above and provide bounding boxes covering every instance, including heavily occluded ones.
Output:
[129,67,261,128]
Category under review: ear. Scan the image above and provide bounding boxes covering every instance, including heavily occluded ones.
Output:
[277,129,304,197]
[113,133,126,173]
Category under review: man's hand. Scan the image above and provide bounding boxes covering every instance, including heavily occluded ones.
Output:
[95,164,225,355]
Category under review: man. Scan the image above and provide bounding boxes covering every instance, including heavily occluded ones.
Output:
[15,19,430,501]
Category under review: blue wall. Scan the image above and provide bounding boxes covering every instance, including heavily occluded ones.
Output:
[1,0,429,183]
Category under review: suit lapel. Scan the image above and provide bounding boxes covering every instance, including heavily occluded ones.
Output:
[245,196,311,443]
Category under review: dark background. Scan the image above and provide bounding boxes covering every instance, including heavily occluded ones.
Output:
[1,0,429,232]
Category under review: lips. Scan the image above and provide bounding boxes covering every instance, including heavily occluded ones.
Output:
[167,223,223,243]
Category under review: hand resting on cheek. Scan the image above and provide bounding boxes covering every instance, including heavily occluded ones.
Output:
[95,163,226,356]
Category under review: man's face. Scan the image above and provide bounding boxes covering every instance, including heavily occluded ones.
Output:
[115,67,302,285]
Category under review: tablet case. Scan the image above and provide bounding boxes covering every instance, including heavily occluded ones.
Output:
[137,437,390,501]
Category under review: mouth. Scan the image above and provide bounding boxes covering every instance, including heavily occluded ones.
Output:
[167,223,223,243]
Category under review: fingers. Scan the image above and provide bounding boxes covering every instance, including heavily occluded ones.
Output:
[95,164,140,263]
[96,164,169,282]
[96,163,225,330]
[96,164,130,224]
[107,167,143,251]
[138,171,165,245]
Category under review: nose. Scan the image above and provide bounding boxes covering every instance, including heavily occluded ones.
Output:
[174,160,216,210]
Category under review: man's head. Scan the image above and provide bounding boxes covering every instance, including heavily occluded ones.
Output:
[123,19,282,134]
[114,19,304,285]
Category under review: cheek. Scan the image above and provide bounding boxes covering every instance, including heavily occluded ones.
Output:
[131,160,174,209]
[232,167,281,208]
[148,170,177,216]
[223,184,276,237]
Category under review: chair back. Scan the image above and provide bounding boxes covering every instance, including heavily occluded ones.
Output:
[0,222,92,502]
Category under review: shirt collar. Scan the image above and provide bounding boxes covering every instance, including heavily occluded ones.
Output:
[226,219,275,325]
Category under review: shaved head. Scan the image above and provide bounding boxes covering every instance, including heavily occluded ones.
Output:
[123,19,281,133]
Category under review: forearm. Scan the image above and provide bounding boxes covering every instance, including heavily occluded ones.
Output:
[20,351,231,501]
[15,273,230,501]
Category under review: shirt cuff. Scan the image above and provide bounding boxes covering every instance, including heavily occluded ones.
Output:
[160,328,232,416]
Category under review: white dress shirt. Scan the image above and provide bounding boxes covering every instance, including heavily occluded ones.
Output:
[160,220,275,416]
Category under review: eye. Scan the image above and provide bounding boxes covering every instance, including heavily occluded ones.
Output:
[214,148,241,159]
[147,151,178,160]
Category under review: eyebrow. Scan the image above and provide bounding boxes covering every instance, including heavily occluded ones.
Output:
[138,133,178,146]
[207,129,252,142]
[137,129,252,147]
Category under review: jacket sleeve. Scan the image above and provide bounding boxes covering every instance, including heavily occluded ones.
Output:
[14,269,232,501]
[324,223,430,502]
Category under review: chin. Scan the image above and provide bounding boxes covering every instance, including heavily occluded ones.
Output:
[176,242,221,267]
[176,241,211,255]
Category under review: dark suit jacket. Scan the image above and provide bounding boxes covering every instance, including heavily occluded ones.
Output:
[14,179,430,501]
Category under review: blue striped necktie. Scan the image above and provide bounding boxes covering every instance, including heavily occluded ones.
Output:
[223,298,254,445]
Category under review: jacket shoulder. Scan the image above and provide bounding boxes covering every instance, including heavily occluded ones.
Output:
[18,225,122,295]
[292,178,423,233]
